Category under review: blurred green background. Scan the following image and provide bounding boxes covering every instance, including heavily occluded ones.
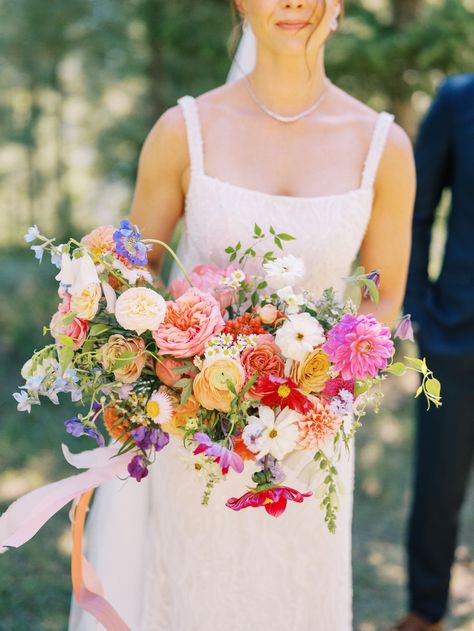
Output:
[0,0,473,629]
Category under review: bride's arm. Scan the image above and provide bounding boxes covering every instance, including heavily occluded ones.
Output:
[359,122,416,327]
[130,106,188,280]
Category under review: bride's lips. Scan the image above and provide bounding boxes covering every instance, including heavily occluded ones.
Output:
[276,21,310,30]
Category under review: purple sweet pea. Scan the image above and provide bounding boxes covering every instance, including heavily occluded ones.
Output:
[394,314,415,342]
[64,417,105,446]
[113,219,150,267]
[131,426,170,451]
[128,454,149,481]
[193,432,244,475]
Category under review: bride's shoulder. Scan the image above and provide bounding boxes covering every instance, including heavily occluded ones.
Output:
[333,85,411,157]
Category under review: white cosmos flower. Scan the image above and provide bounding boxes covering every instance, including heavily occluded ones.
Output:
[249,405,301,461]
[275,312,326,362]
[277,286,306,314]
[263,255,306,290]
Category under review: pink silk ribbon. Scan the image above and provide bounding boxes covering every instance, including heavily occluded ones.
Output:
[0,444,132,630]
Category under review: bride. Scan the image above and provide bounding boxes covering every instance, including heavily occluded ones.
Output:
[69,1,415,629]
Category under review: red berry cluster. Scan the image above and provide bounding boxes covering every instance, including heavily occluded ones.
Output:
[223,313,267,337]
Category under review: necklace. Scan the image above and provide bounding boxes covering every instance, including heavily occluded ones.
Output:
[243,74,331,123]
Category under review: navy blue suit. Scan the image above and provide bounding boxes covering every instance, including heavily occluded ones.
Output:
[404,74,474,623]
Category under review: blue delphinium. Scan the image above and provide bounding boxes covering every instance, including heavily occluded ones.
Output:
[113,219,151,267]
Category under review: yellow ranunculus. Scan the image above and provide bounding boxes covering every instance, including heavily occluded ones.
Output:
[290,349,330,395]
[193,357,245,412]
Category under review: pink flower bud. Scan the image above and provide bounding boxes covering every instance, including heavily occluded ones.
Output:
[258,304,278,324]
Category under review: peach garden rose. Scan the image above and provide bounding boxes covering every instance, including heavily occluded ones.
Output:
[240,333,285,397]
[153,288,224,358]
[101,334,147,383]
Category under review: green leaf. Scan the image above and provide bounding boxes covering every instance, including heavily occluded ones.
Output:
[59,346,74,372]
[361,278,379,305]
[277,232,295,241]
[180,380,193,405]
[425,377,441,399]
[235,241,241,251]
[253,223,262,237]
[174,377,191,389]
[230,252,237,262]
[404,356,428,374]
[110,351,137,371]
[226,379,237,395]
[384,362,407,376]
[269,226,275,236]
[61,311,77,326]
[59,334,75,348]
[274,237,283,250]
[43,326,48,336]
[89,323,110,337]
[415,385,423,398]
[225,246,234,254]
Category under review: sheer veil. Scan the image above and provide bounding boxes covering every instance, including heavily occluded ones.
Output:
[226,21,257,82]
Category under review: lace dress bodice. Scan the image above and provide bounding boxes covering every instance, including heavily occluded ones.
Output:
[175,94,394,298]
[69,94,394,631]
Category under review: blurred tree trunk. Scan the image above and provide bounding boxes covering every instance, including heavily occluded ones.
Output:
[53,66,73,238]
[24,84,41,227]
[390,0,422,136]
[140,0,167,124]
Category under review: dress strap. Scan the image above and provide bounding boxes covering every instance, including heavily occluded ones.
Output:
[361,111,395,190]
[177,95,204,174]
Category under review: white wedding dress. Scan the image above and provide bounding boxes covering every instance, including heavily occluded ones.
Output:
[69,92,394,631]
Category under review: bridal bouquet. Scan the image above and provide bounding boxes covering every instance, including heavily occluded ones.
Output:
[10,221,440,531]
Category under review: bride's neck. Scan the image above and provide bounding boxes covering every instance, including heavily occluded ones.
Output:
[247,48,328,115]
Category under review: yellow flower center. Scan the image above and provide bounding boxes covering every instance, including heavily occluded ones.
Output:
[146,401,160,418]
[269,429,278,439]
[194,463,202,471]
[277,384,291,399]
[264,498,274,504]
[296,333,304,340]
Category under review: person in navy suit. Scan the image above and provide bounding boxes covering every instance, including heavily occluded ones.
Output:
[392,74,474,631]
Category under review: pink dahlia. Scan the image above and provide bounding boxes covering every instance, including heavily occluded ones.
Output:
[226,486,312,518]
[322,376,355,398]
[153,288,224,358]
[323,313,394,380]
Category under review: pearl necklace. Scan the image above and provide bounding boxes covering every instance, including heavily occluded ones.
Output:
[243,74,331,123]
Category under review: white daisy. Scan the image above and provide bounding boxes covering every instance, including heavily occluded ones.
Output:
[146,390,173,425]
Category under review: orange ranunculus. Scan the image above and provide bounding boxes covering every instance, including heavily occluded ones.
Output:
[103,407,131,443]
[193,357,245,412]
[161,394,200,437]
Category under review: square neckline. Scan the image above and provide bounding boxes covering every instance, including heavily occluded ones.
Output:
[179,95,394,205]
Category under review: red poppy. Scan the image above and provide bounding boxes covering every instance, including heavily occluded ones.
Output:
[254,374,312,414]
[226,485,313,518]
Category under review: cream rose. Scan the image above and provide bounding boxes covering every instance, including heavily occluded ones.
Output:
[101,334,146,383]
[115,287,167,335]
[71,283,101,320]
[193,357,245,412]
[290,349,331,394]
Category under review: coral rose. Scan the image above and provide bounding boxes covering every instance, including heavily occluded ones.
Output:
[290,349,331,395]
[153,288,224,358]
[240,334,285,397]
[50,310,89,349]
[193,357,245,412]
[101,334,146,383]
[155,357,197,387]
[71,282,101,321]
[115,287,167,335]
[296,397,341,450]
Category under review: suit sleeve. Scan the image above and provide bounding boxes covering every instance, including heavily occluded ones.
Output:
[403,80,453,322]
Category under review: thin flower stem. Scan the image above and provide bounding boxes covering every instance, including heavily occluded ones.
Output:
[143,239,193,287]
